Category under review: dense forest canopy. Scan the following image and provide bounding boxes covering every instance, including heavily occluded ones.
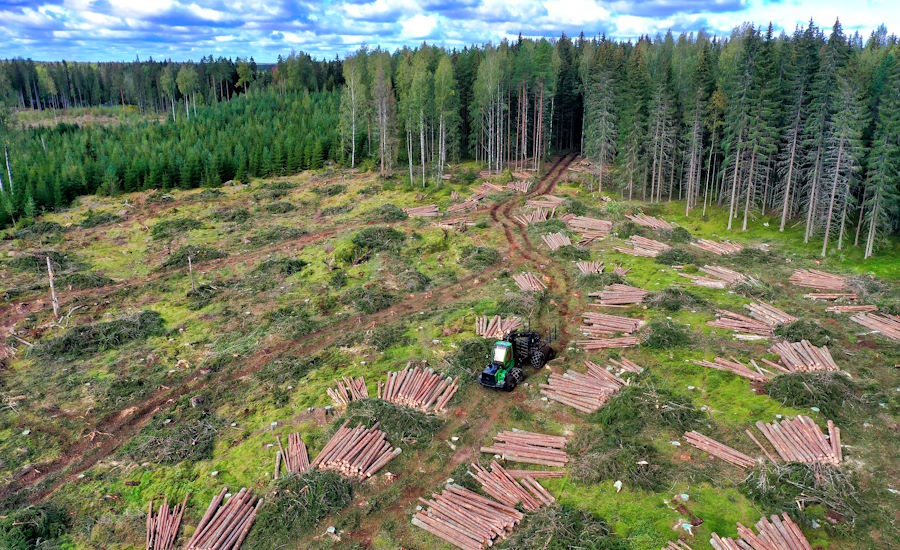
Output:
[1,20,899,257]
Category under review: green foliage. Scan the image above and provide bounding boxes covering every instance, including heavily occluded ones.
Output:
[496,292,537,317]
[351,226,405,253]
[444,338,492,385]
[730,247,778,268]
[79,211,121,228]
[249,225,306,245]
[589,383,704,442]
[643,319,691,348]
[734,279,776,300]
[315,184,345,196]
[498,505,626,550]
[193,188,224,200]
[328,269,347,289]
[321,204,351,216]
[7,250,76,273]
[147,192,175,204]
[121,398,220,464]
[15,221,63,239]
[151,217,203,240]
[655,247,698,265]
[617,221,645,239]
[563,198,588,216]
[459,246,500,270]
[766,372,870,420]
[255,351,340,386]
[553,244,590,261]
[668,226,693,243]
[186,283,220,310]
[244,471,353,550]
[370,323,410,351]
[266,305,319,337]
[253,257,308,276]
[370,203,408,221]
[212,207,250,223]
[36,310,164,359]
[576,272,624,291]
[395,266,430,292]
[344,285,396,314]
[59,271,114,289]
[265,201,295,214]
[775,319,835,347]
[647,287,706,311]
[339,399,443,447]
[0,503,70,550]
[161,245,226,268]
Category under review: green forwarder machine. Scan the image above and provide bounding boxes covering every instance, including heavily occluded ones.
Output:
[478,329,554,391]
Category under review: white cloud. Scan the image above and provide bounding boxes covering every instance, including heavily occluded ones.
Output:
[400,14,437,39]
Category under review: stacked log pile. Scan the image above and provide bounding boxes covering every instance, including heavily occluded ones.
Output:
[185,487,261,550]
[475,315,522,338]
[694,357,768,383]
[475,182,505,194]
[745,301,797,327]
[412,484,523,550]
[481,430,568,467]
[539,360,627,413]
[541,232,572,251]
[592,283,648,306]
[708,309,774,336]
[684,431,757,469]
[513,207,551,225]
[789,269,846,290]
[616,235,671,257]
[581,312,644,336]
[753,416,842,465]
[768,340,839,372]
[561,214,613,243]
[507,180,531,193]
[377,364,459,414]
[146,494,189,550]
[312,420,401,479]
[275,433,310,479]
[827,304,876,314]
[447,196,481,213]
[691,239,743,255]
[709,514,812,550]
[850,312,900,340]
[664,541,695,550]
[804,292,857,301]
[513,272,547,292]
[609,357,644,374]
[575,336,640,350]
[403,205,440,217]
[680,265,747,288]
[505,469,566,478]
[327,376,368,407]
[468,461,555,511]
[613,265,631,276]
[576,260,604,274]
[525,194,565,210]
[625,213,673,230]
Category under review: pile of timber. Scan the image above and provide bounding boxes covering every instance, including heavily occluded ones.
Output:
[581,312,644,335]
[403,204,440,218]
[561,214,613,243]
[625,213,673,230]
[412,484,523,550]
[326,376,368,407]
[513,206,551,225]
[447,197,480,213]
[525,194,565,209]
[475,182,505,194]
[468,461,555,511]
[789,269,846,290]
[680,265,747,288]
[592,283,648,306]
[185,488,261,550]
[513,170,532,179]
[613,265,630,276]
[768,340,839,372]
[691,239,743,255]
[753,416,842,465]
[574,335,640,350]
[664,542,695,550]
[541,232,572,251]
[708,309,774,336]
[475,315,522,338]
[507,180,531,193]
[513,272,547,292]
[684,431,756,469]
[850,312,900,340]
[694,357,768,383]
[312,420,401,479]
[505,469,565,478]
[274,433,309,479]
[745,301,797,327]
[710,514,812,550]
[576,260,604,274]
[827,304,876,314]
[450,190,460,200]
[377,364,459,413]
[804,292,857,301]
[481,429,568,467]
[539,360,627,413]
[146,494,189,550]
[616,235,671,257]
[609,357,644,374]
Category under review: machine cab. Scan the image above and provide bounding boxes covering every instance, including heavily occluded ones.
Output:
[491,341,513,367]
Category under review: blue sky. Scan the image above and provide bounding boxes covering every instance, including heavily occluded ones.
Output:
[1,1,897,62]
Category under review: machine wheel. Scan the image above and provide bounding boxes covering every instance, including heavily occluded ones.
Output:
[504,368,525,391]
[530,349,546,369]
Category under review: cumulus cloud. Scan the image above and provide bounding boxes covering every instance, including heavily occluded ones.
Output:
[0,0,897,61]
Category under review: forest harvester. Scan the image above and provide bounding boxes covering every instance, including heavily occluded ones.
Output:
[478,329,554,391]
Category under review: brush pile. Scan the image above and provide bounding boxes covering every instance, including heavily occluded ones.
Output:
[507,180,531,193]
[146,494,189,550]
[412,484,523,550]
[539,360,628,413]
[327,376,368,407]
[377,364,459,414]
[475,315,523,338]
[624,213,673,230]
[745,301,797,327]
[403,205,440,218]
[274,433,310,479]
[850,312,900,340]
[684,431,756,469]
[514,207,551,225]
[481,429,568,467]
[185,487,261,550]
[694,357,768,383]
[827,304,876,314]
[804,292,857,301]
[561,214,613,243]
[576,260,604,274]
[592,283,648,306]
[468,461,555,511]
[789,269,846,290]
[541,232,572,251]
[580,312,644,336]
[709,514,812,550]
[616,235,671,257]
[767,340,839,372]
[312,420,401,479]
[525,194,565,210]
[513,272,547,292]
[691,239,743,255]
[708,309,774,336]
[680,265,746,288]
[753,416,842,465]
